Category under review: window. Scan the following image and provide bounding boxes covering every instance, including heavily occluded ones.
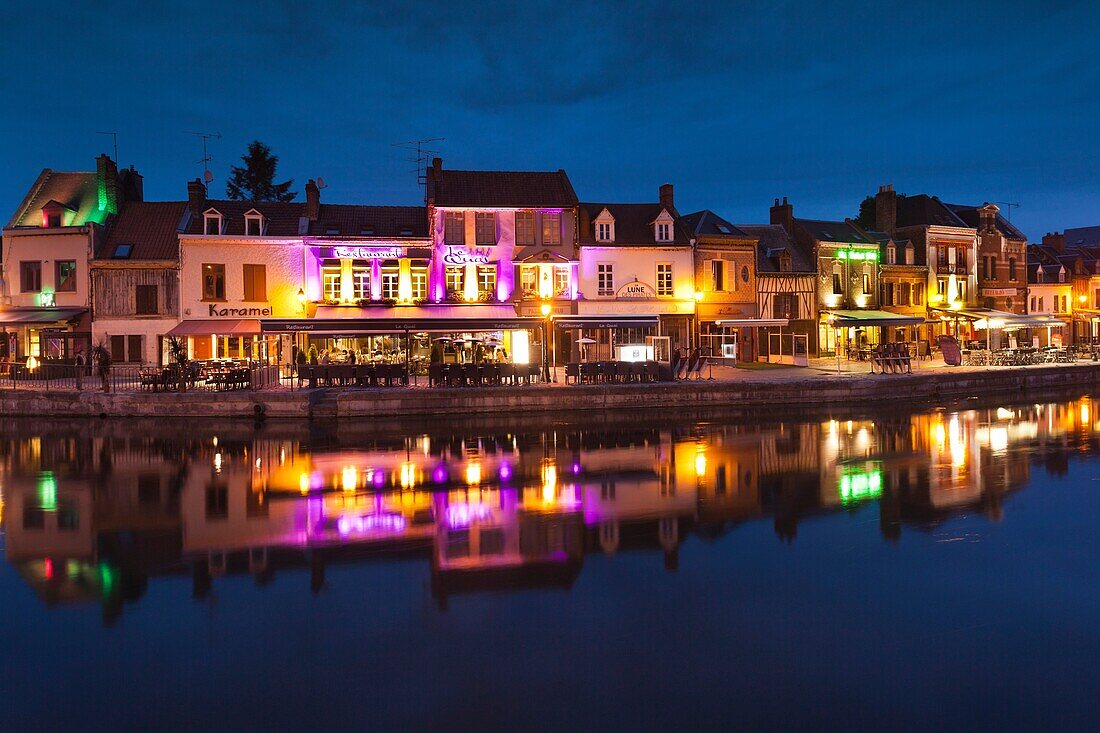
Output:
[112,243,133,259]
[741,265,750,284]
[887,245,896,265]
[381,268,399,300]
[884,282,895,305]
[352,269,370,300]
[913,284,924,306]
[597,264,614,296]
[541,212,561,245]
[956,280,967,302]
[446,266,464,295]
[128,335,142,363]
[1093,288,1100,309]
[323,269,341,300]
[245,213,263,236]
[898,282,910,306]
[554,265,570,297]
[779,252,791,272]
[475,212,495,245]
[444,212,465,245]
[135,284,158,315]
[411,266,428,300]
[938,247,947,266]
[55,260,77,292]
[1009,257,1017,281]
[597,222,612,242]
[477,265,496,296]
[863,273,871,295]
[711,260,726,292]
[832,272,843,296]
[656,264,673,296]
[202,264,225,300]
[242,264,266,301]
[110,335,142,363]
[204,212,222,235]
[981,256,989,280]
[1059,268,1067,283]
[515,211,536,246]
[905,246,914,265]
[938,278,947,296]
[520,266,537,297]
[20,261,41,292]
[1038,296,1045,312]
[773,293,799,319]
[110,335,126,363]
[656,221,671,242]
[45,212,62,228]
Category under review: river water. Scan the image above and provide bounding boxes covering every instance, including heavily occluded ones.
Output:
[2,395,1099,731]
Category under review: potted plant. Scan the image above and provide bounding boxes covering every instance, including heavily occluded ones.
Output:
[91,342,112,393]
[167,336,189,392]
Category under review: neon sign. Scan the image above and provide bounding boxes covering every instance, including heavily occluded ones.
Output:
[331,246,402,259]
[442,246,492,266]
[838,464,882,505]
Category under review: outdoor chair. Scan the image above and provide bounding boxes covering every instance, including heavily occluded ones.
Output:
[615,362,632,383]
[565,362,580,384]
[527,364,540,384]
[499,363,516,385]
[645,361,660,382]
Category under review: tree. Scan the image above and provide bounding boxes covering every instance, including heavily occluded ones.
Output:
[225,140,296,202]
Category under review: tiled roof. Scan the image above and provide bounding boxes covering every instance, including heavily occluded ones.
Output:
[579,202,689,245]
[306,204,428,238]
[796,218,876,245]
[895,194,969,229]
[738,224,815,273]
[99,201,188,260]
[944,203,1027,241]
[7,170,101,228]
[430,169,578,208]
[183,199,304,237]
[679,210,748,238]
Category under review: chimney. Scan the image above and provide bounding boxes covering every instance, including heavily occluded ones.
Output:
[187,178,207,216]
[874,184,897,235]
[1042,231,1065,254]
[119,165,144,204]
[305,179,320,221]
[426,157,443,205]
[659,183,674,212]
[770,196,793,235]
[95,154,120,215]
[979,203,999,233]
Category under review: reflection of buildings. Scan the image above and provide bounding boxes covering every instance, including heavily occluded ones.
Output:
[4,398,1097,620]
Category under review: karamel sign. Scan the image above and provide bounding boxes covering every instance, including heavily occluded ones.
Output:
[331,246,403,259]
[442,246,492,266]
[616,280,656,299]
[209,304,272,317]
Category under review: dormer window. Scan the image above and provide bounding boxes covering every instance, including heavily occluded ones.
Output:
[41,200,72,228]
[905,245,914,265]
[203,209,223,235]
[597,222,612,241]
[244,210,265,236]
[1059,267,1067,283]
[779,252,792,272]
[886,244,896,264]
[656,222,671,242]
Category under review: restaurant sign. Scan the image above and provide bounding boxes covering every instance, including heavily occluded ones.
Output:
[208,304,273,317]
[442,246,492,266]
[616,280,656,299]
[327,246,403,259]
[981,288,1021,297]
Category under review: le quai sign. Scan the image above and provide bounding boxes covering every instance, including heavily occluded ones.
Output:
[442,246,492,266]
[209,304,273,317]
[616,280,656,299]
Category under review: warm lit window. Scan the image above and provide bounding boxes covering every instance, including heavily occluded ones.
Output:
[597,263,614,296]
[446,266,464,295]
[863,273,871,295]
[711,260,726,292]
[832,272,843,296]
[887,245,896,265]
[475,212,495,245]
[554,265,570,297]
[352,269,370,300]
[20,261,42,292]
[1038,296,1045,311]
[520,266,537,297]
[905,246,914,265]
[656,264,673,296]
[202,263,225,300]
[381,268,399,299]
[444,212,465,245]
[323,269,341,300]
[957,280,967,302]
[477,265,496,296]
[242,264,266,301]
[541,212,561,245]
[515,211,536,246]
[411,266,428,300]
[55,260,77,292]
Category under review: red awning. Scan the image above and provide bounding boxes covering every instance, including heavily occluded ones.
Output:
[165,319,261,336]
[0,307,87,325]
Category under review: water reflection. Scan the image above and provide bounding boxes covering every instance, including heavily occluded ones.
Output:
[2,396,1096,621]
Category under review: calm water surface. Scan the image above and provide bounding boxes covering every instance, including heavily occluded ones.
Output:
[2,397,1100,731]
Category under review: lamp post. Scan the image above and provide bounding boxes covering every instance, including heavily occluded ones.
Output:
[540,301,553,382]
[693,290,703,351]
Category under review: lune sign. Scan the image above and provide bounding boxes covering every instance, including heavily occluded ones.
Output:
[616,280,656,299]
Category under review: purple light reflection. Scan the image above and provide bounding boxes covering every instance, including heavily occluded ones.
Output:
[445,503,493,528]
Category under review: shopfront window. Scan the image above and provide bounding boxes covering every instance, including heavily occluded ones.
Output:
[323,269,341,301]
[352,269,370,300]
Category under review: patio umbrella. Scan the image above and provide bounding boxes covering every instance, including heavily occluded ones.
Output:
[432,336,452,342]
[578,336,596,361]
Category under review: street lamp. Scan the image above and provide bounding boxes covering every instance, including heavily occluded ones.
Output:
[693,291,703,350]
[540,301,552,382]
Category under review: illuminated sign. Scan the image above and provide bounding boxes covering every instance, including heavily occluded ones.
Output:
[39,291,55,307]
[442,246,492,266]
[616,280,656,299]
[208,305,272,317]
[616,344,653,362]
[331,246,403,259]
[835,250,878,261]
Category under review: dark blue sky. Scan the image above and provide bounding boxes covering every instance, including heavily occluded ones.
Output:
[1,0,1096,238]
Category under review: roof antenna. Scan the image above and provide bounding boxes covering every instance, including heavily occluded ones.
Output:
[391,138,445,190]
[185,131,222,186]
[994,201,1021,221]
[96,131,118,162]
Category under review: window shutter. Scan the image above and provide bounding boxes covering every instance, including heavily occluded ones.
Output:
[128,335,142,363]
[110,335,126,363]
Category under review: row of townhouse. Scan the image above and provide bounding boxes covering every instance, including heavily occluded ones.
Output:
[0,154,1088,368]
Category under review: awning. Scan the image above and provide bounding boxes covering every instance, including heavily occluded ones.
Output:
[822,310,925,327]
[930,308,1064,328]
[0,307,86,325]
[165,319,261,336]
[551,314,660,329]
[715,318,789,328]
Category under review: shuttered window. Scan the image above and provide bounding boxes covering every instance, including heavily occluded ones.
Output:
[243,264,267,301]
[135,285,158,315]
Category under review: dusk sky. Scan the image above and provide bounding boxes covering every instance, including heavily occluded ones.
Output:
[1,0,1096,238]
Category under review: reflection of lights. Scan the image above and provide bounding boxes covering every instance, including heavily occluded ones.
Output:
[446,503,492,528]
[695,450,707,478]
[839,466,883,504]
[934,421,947,451]
[279,448,286,466]
[541,462,557,502]
[299,472,310,494]
[213,436,218,447]
[990,427,1008,452]
[213,453,222,473]
[432,464,448,484]
[342,466,358,492]
[400,462,416,489]
[373,471,385,488]
[499,462,512,482]
[996,407,1013,421]
[465,462,481,486]
[855,428,870,452]
[1080,402,1090,426]
[255,457,261,469]
[572,462,581,475]
[38,471,57,511]
[43,557,54,580]
[335,512,407,537]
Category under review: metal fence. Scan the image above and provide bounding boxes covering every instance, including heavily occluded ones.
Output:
[0,362,287,393]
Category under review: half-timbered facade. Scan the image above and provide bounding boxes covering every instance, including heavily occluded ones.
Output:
[740,224,816,359]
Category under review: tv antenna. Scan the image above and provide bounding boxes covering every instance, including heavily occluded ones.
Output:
[185,131,222,186]
[96,131,118,162]
[995,201,1021,221]
[391,138,445,188]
